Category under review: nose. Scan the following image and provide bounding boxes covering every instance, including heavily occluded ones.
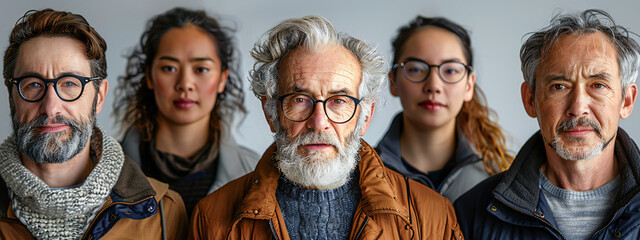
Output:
[305,101,331,131]
[39,84,64,118]
[175,70,195,92]
[565,85,590,118]
[423,68,443,94]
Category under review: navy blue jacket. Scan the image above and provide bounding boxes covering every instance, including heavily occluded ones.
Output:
[454,128,640,239]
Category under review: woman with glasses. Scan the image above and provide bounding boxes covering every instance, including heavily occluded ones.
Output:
[376,16,513,202]
[114,7,258,216]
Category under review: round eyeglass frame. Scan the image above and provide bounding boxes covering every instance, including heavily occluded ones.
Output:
[392,59,472,84]
[9,74,102,102]
[277,93,362,124]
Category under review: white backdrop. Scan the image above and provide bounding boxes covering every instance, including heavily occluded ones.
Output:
[1,0,638,155]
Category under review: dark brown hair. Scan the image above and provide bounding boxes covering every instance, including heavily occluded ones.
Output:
[3,9,107,89]
[114,7,246,141]
[391,16,513,174]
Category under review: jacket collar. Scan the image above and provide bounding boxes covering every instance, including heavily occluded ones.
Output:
[377,112,478,177]
[494,128,640,214]
[233,140,409,221]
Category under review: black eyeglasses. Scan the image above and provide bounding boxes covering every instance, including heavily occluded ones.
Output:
[392,59,471,83]
[9,74,102,102]
[277,93,361,124]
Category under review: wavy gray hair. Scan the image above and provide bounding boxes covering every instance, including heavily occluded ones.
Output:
[250,16,386,125]
[520,9,640,97]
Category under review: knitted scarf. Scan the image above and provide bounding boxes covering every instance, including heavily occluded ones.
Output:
[0,127,124,240]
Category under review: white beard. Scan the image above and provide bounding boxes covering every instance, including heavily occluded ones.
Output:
[274,114,364,190]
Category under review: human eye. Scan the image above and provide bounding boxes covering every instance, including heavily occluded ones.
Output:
[552,83,567,90]
[195,67,210,73]
[592,82,607,89]
[160,66,177,72]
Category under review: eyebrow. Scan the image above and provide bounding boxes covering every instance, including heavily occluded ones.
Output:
[543,72,613,83]
[288,86,353,96]
[589,72,613,81]
[158,56,215,63]
[14,71,87,79]
[404,57,463,64]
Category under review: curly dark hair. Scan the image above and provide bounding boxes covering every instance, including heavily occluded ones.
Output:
[114,7,245,141]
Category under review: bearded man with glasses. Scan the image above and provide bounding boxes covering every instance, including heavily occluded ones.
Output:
[190,16,463,240]
[0,9,187,239]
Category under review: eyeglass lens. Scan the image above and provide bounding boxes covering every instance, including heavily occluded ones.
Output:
[281,94,357,123]
[402,60,467,83]
[18,76,84,101]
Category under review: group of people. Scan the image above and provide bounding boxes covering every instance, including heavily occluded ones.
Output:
[0,6,637,240]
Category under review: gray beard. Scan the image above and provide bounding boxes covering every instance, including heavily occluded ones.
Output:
[274,113,365,190]
[549,117,607,161]
[13,114,94,164]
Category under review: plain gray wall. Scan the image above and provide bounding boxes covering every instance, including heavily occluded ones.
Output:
[1,0,639,156]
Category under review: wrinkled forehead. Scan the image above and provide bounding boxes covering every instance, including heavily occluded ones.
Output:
[278,45,362,97]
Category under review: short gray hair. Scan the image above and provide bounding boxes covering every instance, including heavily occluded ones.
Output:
[249,16,386,124]
[520,9,640,95]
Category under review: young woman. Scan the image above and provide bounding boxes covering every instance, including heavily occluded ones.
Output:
[376,16,513,201]
[114,8,258,215]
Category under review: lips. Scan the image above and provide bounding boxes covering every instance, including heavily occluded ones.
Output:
[173,98,196,109]
[303,143,333,151]
[561,126,595,137]
[418,100,445,111]
[37,124,69,133]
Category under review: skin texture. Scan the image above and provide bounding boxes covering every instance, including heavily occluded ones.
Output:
[388,26,475,173]
[521,32,638,191]
[262,45,373,161]
[12,36,108,187]
[147,24,229,158]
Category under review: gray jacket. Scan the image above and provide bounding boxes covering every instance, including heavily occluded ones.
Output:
[375,112,489,202]
[120,125,258,193]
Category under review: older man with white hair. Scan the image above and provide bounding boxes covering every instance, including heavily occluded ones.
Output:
[190,16,463,240]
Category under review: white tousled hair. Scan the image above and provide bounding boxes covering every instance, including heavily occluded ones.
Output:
[249,16,386,126]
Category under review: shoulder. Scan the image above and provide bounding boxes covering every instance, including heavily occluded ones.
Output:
[192,172,254,221]
[386,168,454,216]
[453,172,504,234]
[455,172,503,208]
[146,177,189,240]
[190,172,254,239]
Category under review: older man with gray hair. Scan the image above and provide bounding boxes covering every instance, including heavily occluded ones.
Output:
[455,9,640,239]
[190,16,463,240]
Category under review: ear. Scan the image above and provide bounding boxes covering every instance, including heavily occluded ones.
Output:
[620,83,637,119]
[360,102,375,136]
[217,69,230,94]
[388,71,399,96]
[261,97,276,133]
[463,72,476,102]
[95,79,109,114]
[145,68,153,89]
[521,82,537,118]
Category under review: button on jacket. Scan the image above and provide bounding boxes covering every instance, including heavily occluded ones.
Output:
[454,128,640,240]
[190,140,463,240]
[0,158,188,240]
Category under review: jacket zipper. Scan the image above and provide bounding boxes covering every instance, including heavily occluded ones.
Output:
[354,215,370,240]
[269,219,280,240]
[590,190,640,238]
[493,195,566,240]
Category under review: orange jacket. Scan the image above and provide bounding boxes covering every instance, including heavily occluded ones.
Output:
[0,158,188,240]
[190,141,464,240]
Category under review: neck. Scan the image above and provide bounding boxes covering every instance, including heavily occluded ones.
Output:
[155,115,212,158]
[21,141,93,188]
[399,116,457,173]
[542,139,618,192]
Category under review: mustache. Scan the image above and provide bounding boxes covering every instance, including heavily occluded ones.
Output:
[557,117,602,136]
[24,114,82,132]
[294,131,341,148]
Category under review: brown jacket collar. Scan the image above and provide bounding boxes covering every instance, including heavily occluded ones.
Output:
[232,140,410,221]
